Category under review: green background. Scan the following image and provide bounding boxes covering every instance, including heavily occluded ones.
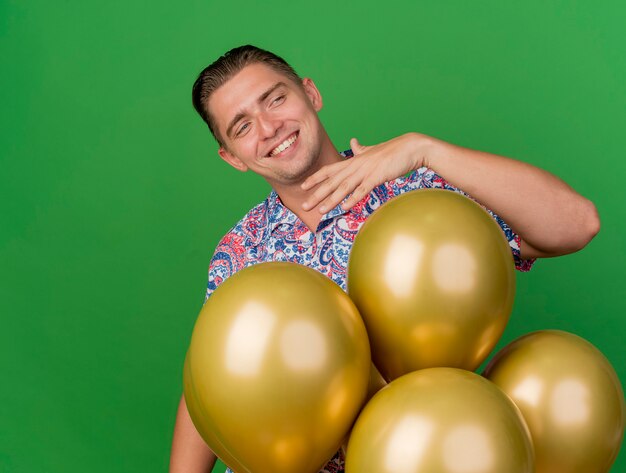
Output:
[1,0,624,471]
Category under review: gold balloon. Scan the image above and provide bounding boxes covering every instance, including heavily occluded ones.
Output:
[345,368,534,473]
[186,262,371,473]
[183,352,247,473]
[484,330,625,473]
[342,364,389,457]
[367,363,388,402]
[348,189,515,380]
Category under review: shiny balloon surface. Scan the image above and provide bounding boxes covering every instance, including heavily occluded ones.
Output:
[186,262,371,473]
[484,330,625,473]
[345,368,534,473]
[348,189,515,380]
[183,352,246,473]
[342,364,389,457]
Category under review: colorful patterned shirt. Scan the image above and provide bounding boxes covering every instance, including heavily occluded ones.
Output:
[211,151,534,473]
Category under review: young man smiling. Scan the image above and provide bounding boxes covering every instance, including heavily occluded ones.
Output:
[170,45,600,473]
[205,61,346,233]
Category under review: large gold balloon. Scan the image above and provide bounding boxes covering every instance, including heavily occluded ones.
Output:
[484,330,625,473]
[186,262,371,473]
[345,368,534,473]
[348,189,515,380]
[183,352,247,473]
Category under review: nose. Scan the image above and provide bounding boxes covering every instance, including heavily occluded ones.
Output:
[257,112,282,140]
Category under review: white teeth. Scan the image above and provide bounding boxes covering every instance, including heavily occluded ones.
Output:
[269,133,297,157]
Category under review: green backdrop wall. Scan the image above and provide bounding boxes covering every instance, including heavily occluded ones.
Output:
[1,1,624,471]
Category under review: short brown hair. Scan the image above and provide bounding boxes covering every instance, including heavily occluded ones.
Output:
[192,45,303,145]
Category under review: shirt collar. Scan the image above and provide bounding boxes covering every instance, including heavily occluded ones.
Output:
[265,190,294,233]
[265,149,354,234]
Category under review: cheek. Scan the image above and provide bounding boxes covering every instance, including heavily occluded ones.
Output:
[287,101,314,117]
[242,134,261,153]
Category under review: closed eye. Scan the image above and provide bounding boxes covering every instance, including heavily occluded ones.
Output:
[271,95,286,106]
[235,122,250,137]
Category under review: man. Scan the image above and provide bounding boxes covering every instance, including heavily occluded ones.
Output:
[170,45,599,473]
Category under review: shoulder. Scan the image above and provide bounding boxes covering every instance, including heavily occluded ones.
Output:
[206,197,272,298]
[211,198,271,265]
[385,167,449,194]
[366,167,435,206]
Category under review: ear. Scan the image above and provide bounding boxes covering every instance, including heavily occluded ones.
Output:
[218,147,248,172]
[302,78,323,112]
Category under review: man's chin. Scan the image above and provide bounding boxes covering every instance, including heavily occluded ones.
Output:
[272,158,319,185]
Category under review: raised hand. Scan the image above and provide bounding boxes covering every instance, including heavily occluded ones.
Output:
[301,133,428,213]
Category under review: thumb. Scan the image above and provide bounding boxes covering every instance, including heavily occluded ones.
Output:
[350,137,368,155]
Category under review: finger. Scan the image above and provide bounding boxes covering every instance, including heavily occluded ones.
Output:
[301,169,328,191]
[303,171,354,211]
[350,137,369,155]
[340,183,371,210]
[304,160,362,211]
[317,178,360,213]
[301,160,348,190]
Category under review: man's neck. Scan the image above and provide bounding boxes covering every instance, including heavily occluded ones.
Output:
[271,140,345,232]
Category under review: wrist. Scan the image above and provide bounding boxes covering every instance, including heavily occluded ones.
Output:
[406,132,438,170]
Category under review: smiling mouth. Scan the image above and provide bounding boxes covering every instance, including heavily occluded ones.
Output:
[268,132,299,157]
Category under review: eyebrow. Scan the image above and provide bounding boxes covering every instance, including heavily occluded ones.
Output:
[225,82,287,139]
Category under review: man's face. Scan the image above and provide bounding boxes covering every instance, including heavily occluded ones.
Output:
[208,63,325,187]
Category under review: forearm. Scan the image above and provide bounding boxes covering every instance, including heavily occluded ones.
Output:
[419,134,600,257]
[170,394,217,473]
[301,132,599,258]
